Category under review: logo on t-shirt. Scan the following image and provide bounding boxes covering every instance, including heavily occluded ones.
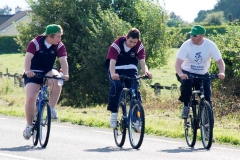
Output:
[195,52,202,64]
[130,52,136,57]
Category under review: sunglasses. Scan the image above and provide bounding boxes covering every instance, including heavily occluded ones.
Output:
[190,34,199,37]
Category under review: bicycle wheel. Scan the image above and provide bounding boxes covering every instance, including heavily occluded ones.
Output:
[114,102,127,147]
[32,117,39,146]
[200,101,213,149]
[128,101,145,149]
[184,105,197,147]
[38,102,51,148]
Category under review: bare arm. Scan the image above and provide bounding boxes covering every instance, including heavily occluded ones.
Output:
[139,59,152,78]
[24,52,35,77]
[216,58,225,79]
[109,59,119,80]
[59,56,69,81]
[175,58,188,79]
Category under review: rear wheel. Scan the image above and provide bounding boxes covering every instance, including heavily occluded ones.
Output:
[38,102,51,148]
[184,105,197,147]
[114,102,126,147]
[128,101,145,149]
[200,101,213,149]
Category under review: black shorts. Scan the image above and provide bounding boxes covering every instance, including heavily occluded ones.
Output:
[23,70,51,86]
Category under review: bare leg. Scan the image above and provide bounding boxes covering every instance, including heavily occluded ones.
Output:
[46,69,62,107]
[25,83,40,125]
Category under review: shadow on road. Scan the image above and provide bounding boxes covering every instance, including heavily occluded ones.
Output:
[84,146,135,152]
[0,145,43,152]
[160,147,207,153]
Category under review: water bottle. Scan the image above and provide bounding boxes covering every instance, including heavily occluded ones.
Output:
[58,70,64,86]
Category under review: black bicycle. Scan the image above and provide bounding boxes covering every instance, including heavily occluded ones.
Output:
[24,73,64,148]
[113,75,148,149]
[184,73,218,149]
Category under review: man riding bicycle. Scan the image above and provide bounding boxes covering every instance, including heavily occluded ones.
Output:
[105,28,152,128]
[23,24,69,140]
[175,25,225,120]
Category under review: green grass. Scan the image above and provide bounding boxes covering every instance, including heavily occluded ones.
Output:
[0,53,240,147]
[0,53,25,74]
[151,48,180,87]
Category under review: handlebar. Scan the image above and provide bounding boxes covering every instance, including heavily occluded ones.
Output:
[119,75,150,80]
[23,73,65,81]
[188,74,219,80]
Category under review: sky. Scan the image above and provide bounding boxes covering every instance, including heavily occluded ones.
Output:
[0,0,218,22]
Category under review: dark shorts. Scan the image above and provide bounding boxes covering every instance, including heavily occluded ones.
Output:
[23,70,51,86]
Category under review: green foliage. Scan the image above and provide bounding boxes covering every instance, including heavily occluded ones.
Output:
[0,36,20,53]
[204,11,225,25]
[208,25,240,79]
[0,5,12,15]
[214,0,240,21]
[133,0,185,68]
[194,10,212,22]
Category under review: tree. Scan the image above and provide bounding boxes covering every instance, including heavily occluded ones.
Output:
[213,0,240,21]
[0,6,12,15]
[133,0,184,68]
[204,11,225,25]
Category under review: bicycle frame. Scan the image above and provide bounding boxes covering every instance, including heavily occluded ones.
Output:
[36,80,49,122]
[191,79,206,126]
[120,80,137,127]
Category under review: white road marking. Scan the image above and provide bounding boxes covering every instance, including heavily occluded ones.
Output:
[0,152,41,160]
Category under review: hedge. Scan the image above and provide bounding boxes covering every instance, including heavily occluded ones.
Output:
[0,36,20,53]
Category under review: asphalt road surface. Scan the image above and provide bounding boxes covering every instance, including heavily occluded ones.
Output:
[0,115,240,160]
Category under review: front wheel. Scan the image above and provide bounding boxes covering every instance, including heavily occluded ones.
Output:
[128,101,145,149]
[114,102,126,147]
[38,102,51,148]
[200,101,213,149]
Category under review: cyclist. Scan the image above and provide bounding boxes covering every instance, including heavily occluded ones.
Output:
[175,25,225,119]
[105,28,152,128]
[23,24,69,140]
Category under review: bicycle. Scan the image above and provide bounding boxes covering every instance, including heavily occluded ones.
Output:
[184,73,218,149]
[113,75,148,149]
[24,73,64,148]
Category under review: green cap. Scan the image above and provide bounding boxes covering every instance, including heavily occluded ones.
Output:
[189,25,206,35]
[42,24,63,35]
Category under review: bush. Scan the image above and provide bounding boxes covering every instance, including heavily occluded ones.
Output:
[0,36,20,53]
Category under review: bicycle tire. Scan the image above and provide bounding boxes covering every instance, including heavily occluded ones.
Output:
[128,101,145,149]
[113,102,127,147]
[38,102,51,148]
[184,105,197,147]
[200,100,213,149]
[32,118,39,146]
[32,103,39,146]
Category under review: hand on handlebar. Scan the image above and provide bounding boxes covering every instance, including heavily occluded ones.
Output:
[24,70,35,78]
[144,72,153,79]
[111,73,120,80]
[179,74,189,80]
[218,73,225,80]
[62,74,69,81]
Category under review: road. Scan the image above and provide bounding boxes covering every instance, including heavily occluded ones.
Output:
[0,115,240,160]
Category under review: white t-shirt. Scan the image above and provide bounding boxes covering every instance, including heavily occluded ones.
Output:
[176,38,222,75]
